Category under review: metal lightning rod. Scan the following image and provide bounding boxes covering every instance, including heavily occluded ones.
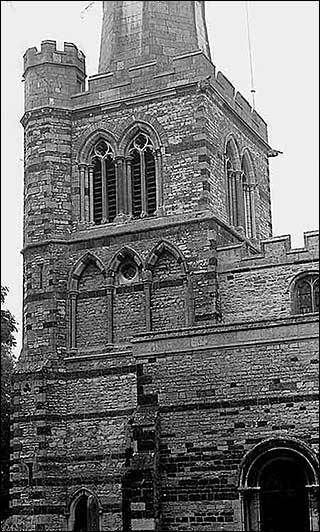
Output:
[245,1,256,110]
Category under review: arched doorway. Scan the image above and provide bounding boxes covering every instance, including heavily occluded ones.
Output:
[68,489,101,532]
[239,439,319,532]
[259,455,309,532]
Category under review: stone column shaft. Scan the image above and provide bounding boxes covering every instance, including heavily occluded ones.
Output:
[88,164,94,223]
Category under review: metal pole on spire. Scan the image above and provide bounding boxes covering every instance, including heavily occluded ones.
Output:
[245,1,256,110]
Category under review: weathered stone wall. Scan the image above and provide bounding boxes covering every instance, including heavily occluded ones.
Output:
[132,315,319,530]
[7,9,318,529]
[217,232,319,323]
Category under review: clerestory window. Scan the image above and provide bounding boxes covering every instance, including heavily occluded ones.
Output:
[129,133,156,218]
[293,273,319,315]
[90,139,116,224]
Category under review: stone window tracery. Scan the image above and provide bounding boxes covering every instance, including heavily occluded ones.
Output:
[293,273,319,314]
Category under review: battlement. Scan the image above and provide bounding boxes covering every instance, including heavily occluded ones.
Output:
[72,50,267,141]
[217,230,319,269]
[23,40,86,76]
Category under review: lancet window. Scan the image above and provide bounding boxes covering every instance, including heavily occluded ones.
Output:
[225,140,256,238]
[226,153,235,226]
[89,139,116,224]
[128,133,157,218]
[241,155,254,238]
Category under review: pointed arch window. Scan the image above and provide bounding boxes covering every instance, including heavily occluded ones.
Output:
[226,146,235,226]
[293,273,319,314]
[90,139,116,224]
[241,155,254,238]
[129,133,156,218]
[225,141,239,227]
[71,493,99,532]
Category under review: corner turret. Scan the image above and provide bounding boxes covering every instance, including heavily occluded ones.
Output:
[23,40,86,111]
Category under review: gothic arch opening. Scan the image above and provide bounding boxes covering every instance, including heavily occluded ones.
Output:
[90,139,116,224]
[225,137,241,227]
[108,247,145,343]
[68,253,107,350]
[239,439,319,532]
[146,241,190,331]
[68,489,101,532]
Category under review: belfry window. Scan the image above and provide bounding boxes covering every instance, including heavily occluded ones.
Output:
[129,133,156,218]
[90,140,116,224]
[225,141,256,238]
[226,149,235,226]
[241,156,254,238]
[293,273,319,314]
[225,141,243,228]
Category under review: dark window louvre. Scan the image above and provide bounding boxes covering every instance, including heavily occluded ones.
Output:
[132,150,142,218]
[93,158,102,225]
[106,157,116,222]
[145,149,156,215]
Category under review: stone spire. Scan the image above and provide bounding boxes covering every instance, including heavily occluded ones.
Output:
[98,0,212,73]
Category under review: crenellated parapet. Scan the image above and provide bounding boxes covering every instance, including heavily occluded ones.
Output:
[71,50,268,142]
[23,40,85,74]
[23,40,86,111]
[217,230,319,270]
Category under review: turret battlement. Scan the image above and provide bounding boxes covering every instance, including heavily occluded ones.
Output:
[22,41,86,112]
[217,230,319,269]
[23,40,85,76]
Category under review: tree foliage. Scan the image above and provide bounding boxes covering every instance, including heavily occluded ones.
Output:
[1,286,18,521]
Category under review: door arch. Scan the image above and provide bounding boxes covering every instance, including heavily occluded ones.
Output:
[239,439,319,532]
[67,488,102,532]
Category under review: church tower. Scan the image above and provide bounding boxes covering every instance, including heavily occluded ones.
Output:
[8,2,318,532]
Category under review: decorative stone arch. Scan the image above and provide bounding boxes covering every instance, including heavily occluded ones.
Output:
[240,148,256,185]
[238,437,319,532]
[107,246,144,278]
[117,114,167,155]
[105,246,145,343]
[68,252,106,292]
[224,134,241,170]
[76,128,118,165]
[66,486,103,532]
[289,270,319,315]
[146,240,192,329]
[145,239,189,274]
[68,252,106,349]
